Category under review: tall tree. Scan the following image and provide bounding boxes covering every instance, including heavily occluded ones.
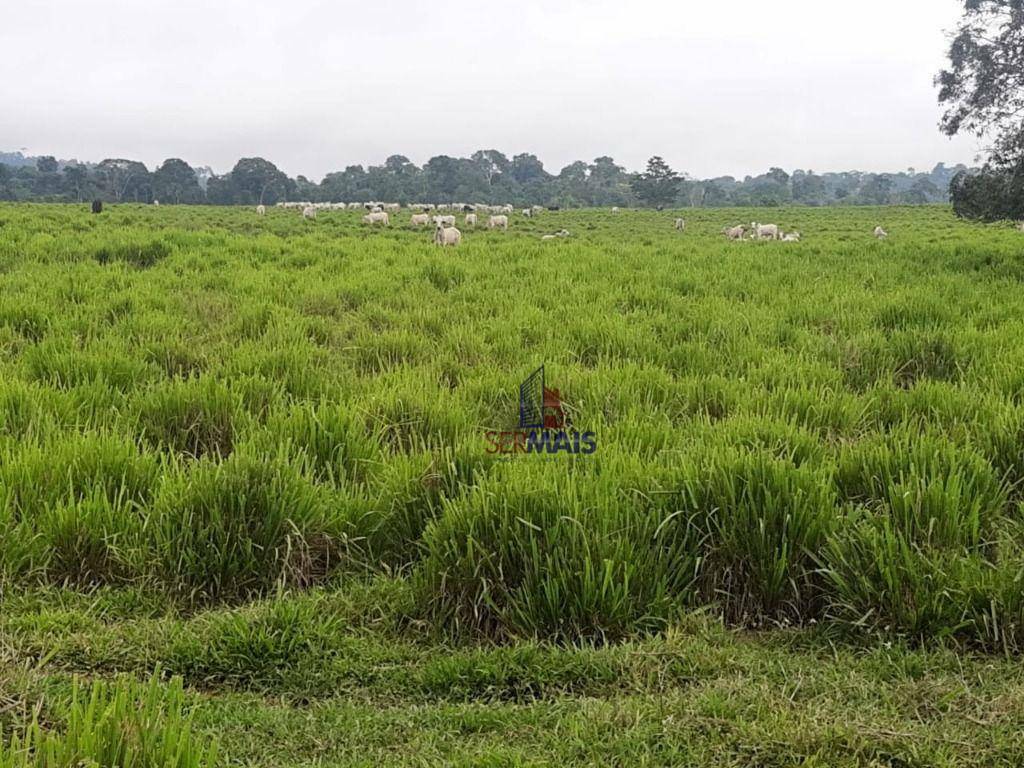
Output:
[96,159,152,202]
[425,155,460,198]
[938,1,1024,219]
[937,1,1024,166]
[153,158,203,204]
[510,153,549,184]
[470,150,510,187]
[631,156,680,207]
[61,162,91,202]
[229,157,290,205]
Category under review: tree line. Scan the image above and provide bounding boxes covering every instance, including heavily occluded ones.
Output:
[0,151,965,209]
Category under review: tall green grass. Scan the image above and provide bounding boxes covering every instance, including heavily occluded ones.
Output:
[2,202,1024,648]
[0,673,217,768]
[143,455,347,601]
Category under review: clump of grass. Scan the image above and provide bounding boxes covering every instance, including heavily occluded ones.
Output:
[824,432,1009,639]
[974,404,1024,498]
[357,451,454,569]
[422,262,465,293]
[822,506,992,640]
[132,378,239,460]
[0,435,160,520]
[166,594,344,690]
[414,472,701,642]
[0,303,49,343]
[23,344,156,393]
[259,402,381,486]
[0,380,65,439]
[143,455,347,602]
[0,673,218,768]
[35,490,136,586]
[141,340,206,380]
[93,239,172,268]
[890,331,968,388]
[687,449,837,624]
[834,431,1006,550]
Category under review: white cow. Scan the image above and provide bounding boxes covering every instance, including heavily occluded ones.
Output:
[611,206,620,213]
[674,218,686,231]
[433,214,456,227]
[488,215,509,230]
[434,224,462,246]
[723,225,746,241]
[752,222,780,240]
[410,213,431,227]
[302,206,317,220]
[781,232,801,242]
[874,226,888,239]
[1017,221,1024,232]
[522,208,532,218]
[363,211,390,225]
[465,213,477,227]
[541,229,570,241]
[256,205,266,216]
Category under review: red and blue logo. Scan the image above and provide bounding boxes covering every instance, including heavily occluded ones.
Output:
[485,366,597,456]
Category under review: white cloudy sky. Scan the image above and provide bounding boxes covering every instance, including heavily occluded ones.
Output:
[1,0,980,179]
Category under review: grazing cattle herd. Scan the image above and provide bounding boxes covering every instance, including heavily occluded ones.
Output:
[257,200,920,246]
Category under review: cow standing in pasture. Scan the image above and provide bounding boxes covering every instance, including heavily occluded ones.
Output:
[752,223,781,240]
[434,224,462,246]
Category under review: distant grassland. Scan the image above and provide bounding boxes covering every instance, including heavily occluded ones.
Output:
[3,203,1024,766]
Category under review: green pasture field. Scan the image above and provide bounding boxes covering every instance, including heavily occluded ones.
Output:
[2,202,1024,765]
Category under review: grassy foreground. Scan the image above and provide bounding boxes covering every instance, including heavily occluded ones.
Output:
[2,203,1024,765]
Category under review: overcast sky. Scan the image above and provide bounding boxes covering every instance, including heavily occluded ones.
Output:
[1,0,981,180]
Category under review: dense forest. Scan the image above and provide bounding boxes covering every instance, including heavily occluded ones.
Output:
[0,150,967,208]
